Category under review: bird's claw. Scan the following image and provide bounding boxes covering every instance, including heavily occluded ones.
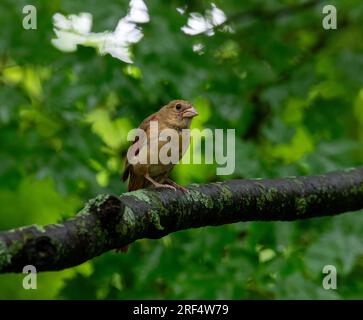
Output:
[174,185,188,192]
[160,184,177,191]
[165,180,188,192]
[151,183,176,190]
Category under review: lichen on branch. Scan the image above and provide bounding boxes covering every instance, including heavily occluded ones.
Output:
[0,167,362,273]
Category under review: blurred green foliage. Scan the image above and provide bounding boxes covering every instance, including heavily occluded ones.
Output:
[1,0,363,299]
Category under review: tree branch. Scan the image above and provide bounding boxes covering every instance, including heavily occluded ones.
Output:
[1,167,363,273]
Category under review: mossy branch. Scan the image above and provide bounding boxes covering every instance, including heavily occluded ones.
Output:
[0,167,363,273]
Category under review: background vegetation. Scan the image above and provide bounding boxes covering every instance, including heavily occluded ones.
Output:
[1,0,363,299]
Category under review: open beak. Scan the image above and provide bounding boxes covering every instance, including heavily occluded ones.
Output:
[182,106,198,119]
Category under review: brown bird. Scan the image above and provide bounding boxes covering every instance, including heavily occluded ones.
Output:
[122,99,198,191]
[117,100,198,253]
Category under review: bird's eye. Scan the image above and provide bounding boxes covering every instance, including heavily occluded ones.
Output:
[175,103,182,111]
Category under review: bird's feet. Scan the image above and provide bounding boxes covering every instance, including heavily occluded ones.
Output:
[144,173,177,190]
[165,179,188,192]
[152,182,177,190]
[144,173,188,192]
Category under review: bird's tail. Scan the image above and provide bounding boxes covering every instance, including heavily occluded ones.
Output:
[115,245,129,253]
[128,171,147,191]
[116,171,146,254]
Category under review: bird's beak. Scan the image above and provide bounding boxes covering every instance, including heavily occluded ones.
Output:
[182,106,198,118]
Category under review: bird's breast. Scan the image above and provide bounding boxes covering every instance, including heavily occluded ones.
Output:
[130,130,191,178]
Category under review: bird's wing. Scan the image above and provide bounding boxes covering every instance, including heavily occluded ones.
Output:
[139,112,158,131]
[122,112,158,181]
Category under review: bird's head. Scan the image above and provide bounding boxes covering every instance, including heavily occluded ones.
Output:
[159,100,198,130]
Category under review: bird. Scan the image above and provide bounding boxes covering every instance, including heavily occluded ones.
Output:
[122,99,198,192]
[117,100,198,253]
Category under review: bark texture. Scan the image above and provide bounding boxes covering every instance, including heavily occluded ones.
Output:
[1,167,363,273]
